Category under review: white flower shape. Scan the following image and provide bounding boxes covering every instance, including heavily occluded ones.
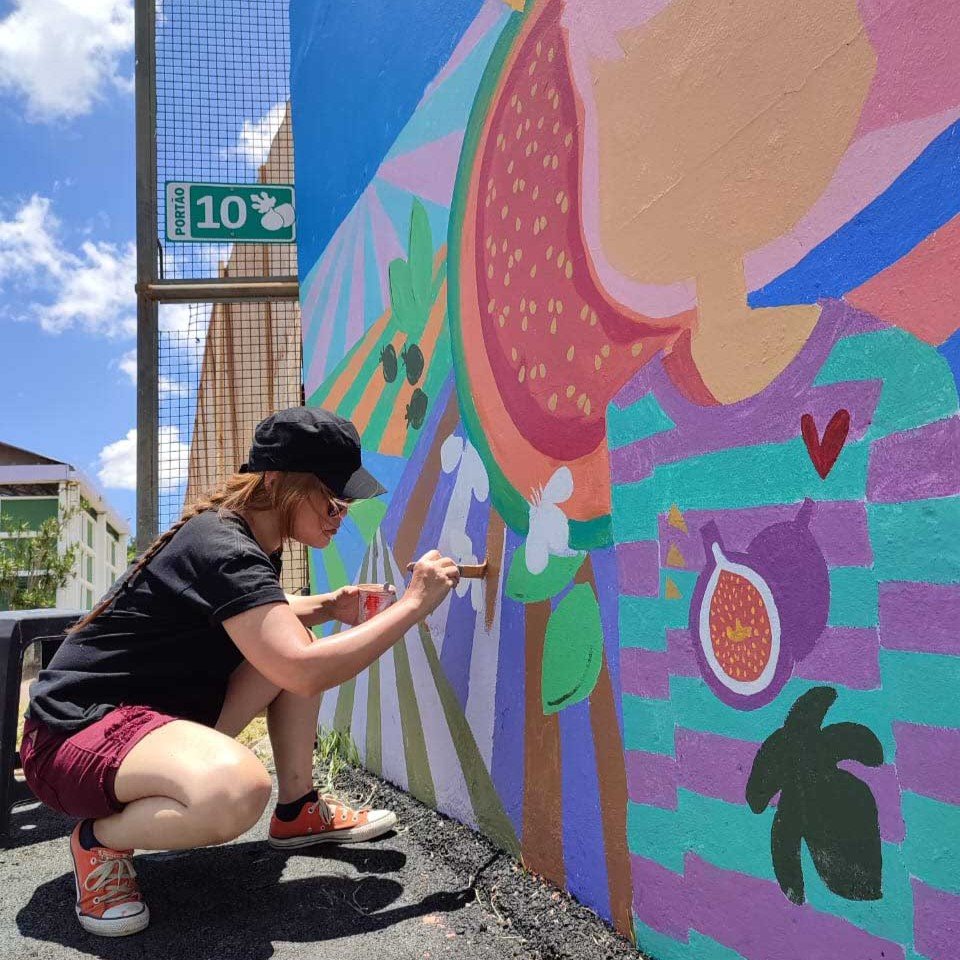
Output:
[438,432,489,559]
[525,467,579,575]
[448,529,484,614]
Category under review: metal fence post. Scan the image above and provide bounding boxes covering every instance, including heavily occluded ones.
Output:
[135,0,159,551]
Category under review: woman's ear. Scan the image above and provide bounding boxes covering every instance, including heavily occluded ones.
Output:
[263,470,281,494]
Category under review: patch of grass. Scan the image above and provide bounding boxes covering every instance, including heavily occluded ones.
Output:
[236,714,268,750]
[314,726,360,794]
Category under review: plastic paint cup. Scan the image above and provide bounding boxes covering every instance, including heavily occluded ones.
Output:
[357,584,396,623]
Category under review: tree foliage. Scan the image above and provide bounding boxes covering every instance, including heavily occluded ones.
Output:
[0,511,78,610]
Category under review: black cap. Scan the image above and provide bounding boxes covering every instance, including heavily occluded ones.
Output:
[240,407,386,499]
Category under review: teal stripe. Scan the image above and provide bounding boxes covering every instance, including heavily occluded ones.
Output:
[682,791,774,881]
[633,920,691,960]
[815,329,959,436]
[623,695,675,754]
[881,650,960,729]
[802,841,912,943]
[869,498,960,584]
[687,932,748,960]
[613,439,868,542]
[619,571,696,649]
[608,393,676,450]
[669,675,898,756]
[828,567,878,627]
[627,801,682,870]
[901,791,960,892]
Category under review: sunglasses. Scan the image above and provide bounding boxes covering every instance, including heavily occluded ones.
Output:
[320,490,353,521]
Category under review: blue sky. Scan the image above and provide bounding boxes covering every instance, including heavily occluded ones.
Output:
[0,0,289,530]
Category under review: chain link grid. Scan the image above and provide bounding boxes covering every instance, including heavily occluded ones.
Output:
[156,0,295,281]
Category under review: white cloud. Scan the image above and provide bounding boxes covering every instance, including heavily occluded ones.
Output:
[235,102,287,168]
[0,195,136,338]
[118,348,188,397]
[97,426,188,492]
[0,0,134,121]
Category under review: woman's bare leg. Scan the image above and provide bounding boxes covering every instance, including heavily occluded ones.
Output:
[93,720,273,851]
[215,660,322,802]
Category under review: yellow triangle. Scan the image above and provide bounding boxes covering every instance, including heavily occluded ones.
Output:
[665,544,686,569]
[665,578,682,600]
[504,0,526,8]
[667,504,687,533]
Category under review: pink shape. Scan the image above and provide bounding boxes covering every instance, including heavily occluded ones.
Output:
[378,130,466,208]
[626,750,678,809]
[856,0,960,137]
[848,213,960,345]
[345,219,367,350]
[300,229,344,335]
[621,647,671,699]
[913,878,960,960]
[368,186,405,311]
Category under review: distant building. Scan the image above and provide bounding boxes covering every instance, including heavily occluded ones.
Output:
[0,442,130,610]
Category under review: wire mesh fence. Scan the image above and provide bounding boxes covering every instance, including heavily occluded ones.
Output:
[159,298,307,592]
[153,0,306,591]
[155,0,295,280]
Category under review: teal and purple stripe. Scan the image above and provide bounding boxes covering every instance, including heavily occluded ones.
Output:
[894,723,960,803]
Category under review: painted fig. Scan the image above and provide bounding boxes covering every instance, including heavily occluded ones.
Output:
[380,344,398,382]
[689,500,828,710]
[405,388,429,429]
[401,343,424,385]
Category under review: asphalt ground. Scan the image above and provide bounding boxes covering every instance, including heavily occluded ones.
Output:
[2,765,644,960]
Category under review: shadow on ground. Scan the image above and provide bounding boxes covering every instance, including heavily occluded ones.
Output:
[17,838,473,960]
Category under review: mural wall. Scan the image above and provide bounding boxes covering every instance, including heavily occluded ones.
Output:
[290,1,960,957]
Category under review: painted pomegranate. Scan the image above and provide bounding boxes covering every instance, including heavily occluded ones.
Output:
[689,500,829,710]
[448,0,684,542]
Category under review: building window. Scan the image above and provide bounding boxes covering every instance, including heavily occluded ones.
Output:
[86,518,94,548]
[86,554,94,582]
[84,588,93,609]
[0,497,59,530]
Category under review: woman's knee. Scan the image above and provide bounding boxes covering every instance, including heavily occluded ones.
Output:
[192,750,273,841]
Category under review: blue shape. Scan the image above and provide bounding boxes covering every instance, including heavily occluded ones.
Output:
[290,0,485,271]
[559,698,612,922]
[363,206,385,322]
[750,120,960,307]
[375,180,451,254]
[385,12,509,160]
[939,328,960,391]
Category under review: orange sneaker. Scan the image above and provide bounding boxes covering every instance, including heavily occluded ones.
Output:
[268,794,397,850]
[69,822,149,937]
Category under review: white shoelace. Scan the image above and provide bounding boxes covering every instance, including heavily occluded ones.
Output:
[84,856,140,906]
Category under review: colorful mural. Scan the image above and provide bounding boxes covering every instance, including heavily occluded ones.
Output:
[291,0,960,957]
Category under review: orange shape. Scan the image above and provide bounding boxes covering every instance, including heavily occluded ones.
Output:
[667,504,688,533]
[665,544,686,569]
[665,578,682,600]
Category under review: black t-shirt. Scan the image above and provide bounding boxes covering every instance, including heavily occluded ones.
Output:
[29,510,288,733]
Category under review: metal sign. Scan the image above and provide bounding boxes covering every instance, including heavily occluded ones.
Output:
[165,182,296,243]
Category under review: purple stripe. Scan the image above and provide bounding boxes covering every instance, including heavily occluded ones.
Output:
[626,751,678,809]
[615,540,661,596]
[685,854,905,960]
[913,879,960,960]
[836,762,905,843]
[879,582,960,655]
[795,628,880,689]
[610,378,881,486]
[868,416,960,503]
[895,723,960,803]
[490,531,527,838]
[631,855,689,940]
[667,629,701,677]
[655,502,873,570]
[621,648,671,699]
[676,730,759,805]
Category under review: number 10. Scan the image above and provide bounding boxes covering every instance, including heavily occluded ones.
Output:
[196,194,247,230]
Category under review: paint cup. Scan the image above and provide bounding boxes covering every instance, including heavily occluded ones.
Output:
[357,584,396,623]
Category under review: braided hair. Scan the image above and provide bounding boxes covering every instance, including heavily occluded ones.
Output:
[68,470,327,634]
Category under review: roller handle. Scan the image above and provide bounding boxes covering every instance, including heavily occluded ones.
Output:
[405,560,488,579]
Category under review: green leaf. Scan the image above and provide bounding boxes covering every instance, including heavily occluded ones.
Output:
[784,685,837,731]
[819,722,883,767]
[408,199,433,303]
[388,258,416,332]
[804,770,882,901]
[771,796,805,904]
[505,546,584,603]
[746,728,790,813]
[541,583,603,715]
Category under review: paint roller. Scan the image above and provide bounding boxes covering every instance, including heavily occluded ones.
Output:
[405,560,489,579]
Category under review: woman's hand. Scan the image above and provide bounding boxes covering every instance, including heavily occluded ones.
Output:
[404,550,459,617]
[325,583,397,626]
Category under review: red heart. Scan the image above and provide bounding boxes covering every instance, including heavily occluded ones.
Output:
[801,409,850,479]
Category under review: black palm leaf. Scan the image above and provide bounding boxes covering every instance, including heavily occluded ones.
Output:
[746,686,883,904]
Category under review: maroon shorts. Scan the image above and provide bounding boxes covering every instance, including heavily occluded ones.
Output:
[20,706,177,820]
